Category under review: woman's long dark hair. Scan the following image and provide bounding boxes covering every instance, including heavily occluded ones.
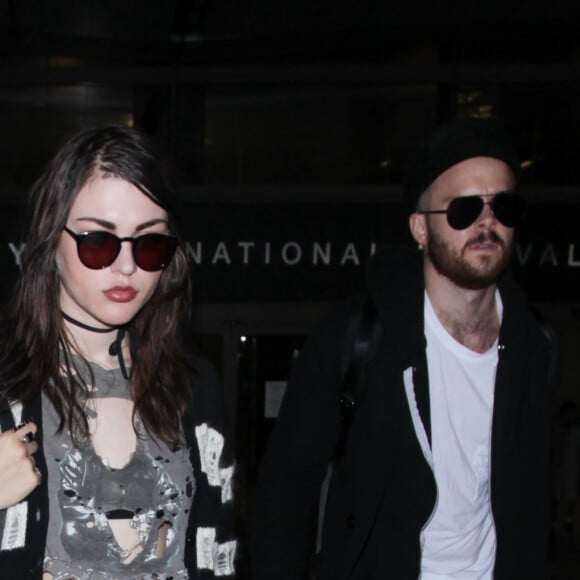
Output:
[0,126,192,448]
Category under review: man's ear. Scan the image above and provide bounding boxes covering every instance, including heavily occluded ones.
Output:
[409,212,427,248]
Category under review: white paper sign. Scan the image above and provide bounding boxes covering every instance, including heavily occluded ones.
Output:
[264,380,288,418]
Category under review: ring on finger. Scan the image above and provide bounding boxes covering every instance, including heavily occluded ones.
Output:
[21,432,35,444]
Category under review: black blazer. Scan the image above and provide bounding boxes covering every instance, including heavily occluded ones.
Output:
[252,247,554,580]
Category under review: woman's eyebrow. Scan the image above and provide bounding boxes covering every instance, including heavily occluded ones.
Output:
[73,217,115,230]
[72,217,168,231]
[135,218,168,232]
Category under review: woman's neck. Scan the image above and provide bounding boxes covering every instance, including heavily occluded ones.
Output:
[61,312,131,371]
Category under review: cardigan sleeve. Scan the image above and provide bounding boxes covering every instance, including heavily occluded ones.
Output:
[0,393,48,579]
[184,356,237,579]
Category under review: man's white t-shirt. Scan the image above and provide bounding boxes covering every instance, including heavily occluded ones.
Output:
[419,292,501,580]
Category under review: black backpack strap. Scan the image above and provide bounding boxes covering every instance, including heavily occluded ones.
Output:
[336,294,381,460]
[315,294,382,558]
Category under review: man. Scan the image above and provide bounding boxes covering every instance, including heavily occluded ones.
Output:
[251,118,555,579]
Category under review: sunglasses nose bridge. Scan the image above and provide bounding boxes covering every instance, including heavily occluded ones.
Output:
[110,237,139,273]
[479,199,496,222]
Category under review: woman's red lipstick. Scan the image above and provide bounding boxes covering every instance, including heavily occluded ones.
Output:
[103,286,137,302]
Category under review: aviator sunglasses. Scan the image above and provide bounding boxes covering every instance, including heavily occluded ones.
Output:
[64,226,178,271]
[418,191,525,230]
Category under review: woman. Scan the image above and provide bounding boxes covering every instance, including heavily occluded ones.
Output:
[0,126,236,579]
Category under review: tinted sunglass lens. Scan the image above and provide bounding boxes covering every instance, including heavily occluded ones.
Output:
[491,193,525,227]
[134,234,178,271]
[446,196,484,230]
[78,232,120,269]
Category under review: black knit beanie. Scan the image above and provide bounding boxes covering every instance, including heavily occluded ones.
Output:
[403,117,520,211]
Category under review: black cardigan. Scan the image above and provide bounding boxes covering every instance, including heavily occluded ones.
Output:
[0,356,236,579]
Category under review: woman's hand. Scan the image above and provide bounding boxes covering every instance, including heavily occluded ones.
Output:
[0,421,42,510]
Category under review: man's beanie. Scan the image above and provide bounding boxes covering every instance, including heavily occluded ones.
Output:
[403,117,520,211]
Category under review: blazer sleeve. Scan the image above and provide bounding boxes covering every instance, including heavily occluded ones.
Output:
[250,303,351,580]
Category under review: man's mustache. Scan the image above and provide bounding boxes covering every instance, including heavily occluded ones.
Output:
[466,230,505,247]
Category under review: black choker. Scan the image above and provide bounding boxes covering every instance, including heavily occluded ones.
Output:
[61,311,140,380]
[61,311,116,333]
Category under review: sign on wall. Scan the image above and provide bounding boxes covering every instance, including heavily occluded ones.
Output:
[1,202,579,304]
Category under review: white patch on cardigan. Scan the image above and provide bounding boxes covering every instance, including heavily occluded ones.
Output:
[195,423,224,487]
[196,526,216,569]
[1,501,28,551]
[10,401,23,427]
[0,402,28,552]
[195,424,234,503]
[196,527,236,575]
[215,540,236,576]
[219,465,234,503]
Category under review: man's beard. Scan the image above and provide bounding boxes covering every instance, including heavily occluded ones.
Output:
[426,225,513,290]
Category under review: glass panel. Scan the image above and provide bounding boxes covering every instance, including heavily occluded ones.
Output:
[1,81,580,192]
[235,334,307,482]
[503,84,580,187]
[200,84,438,185]
[0,84,133,194]
[234,333,307,579]
[454,83,580,187]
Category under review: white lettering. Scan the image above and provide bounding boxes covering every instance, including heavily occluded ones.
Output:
[281,242,301,265]
[8,243,26,268]
[238,242,255,265]
[539,244,558,267]
[313,242,331,265]
[568,244,580,267]
[175,240,383,266]
[212,242,231,264]
[515,243,533,266]
[187,241,202,265]
[340,243,360,265]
